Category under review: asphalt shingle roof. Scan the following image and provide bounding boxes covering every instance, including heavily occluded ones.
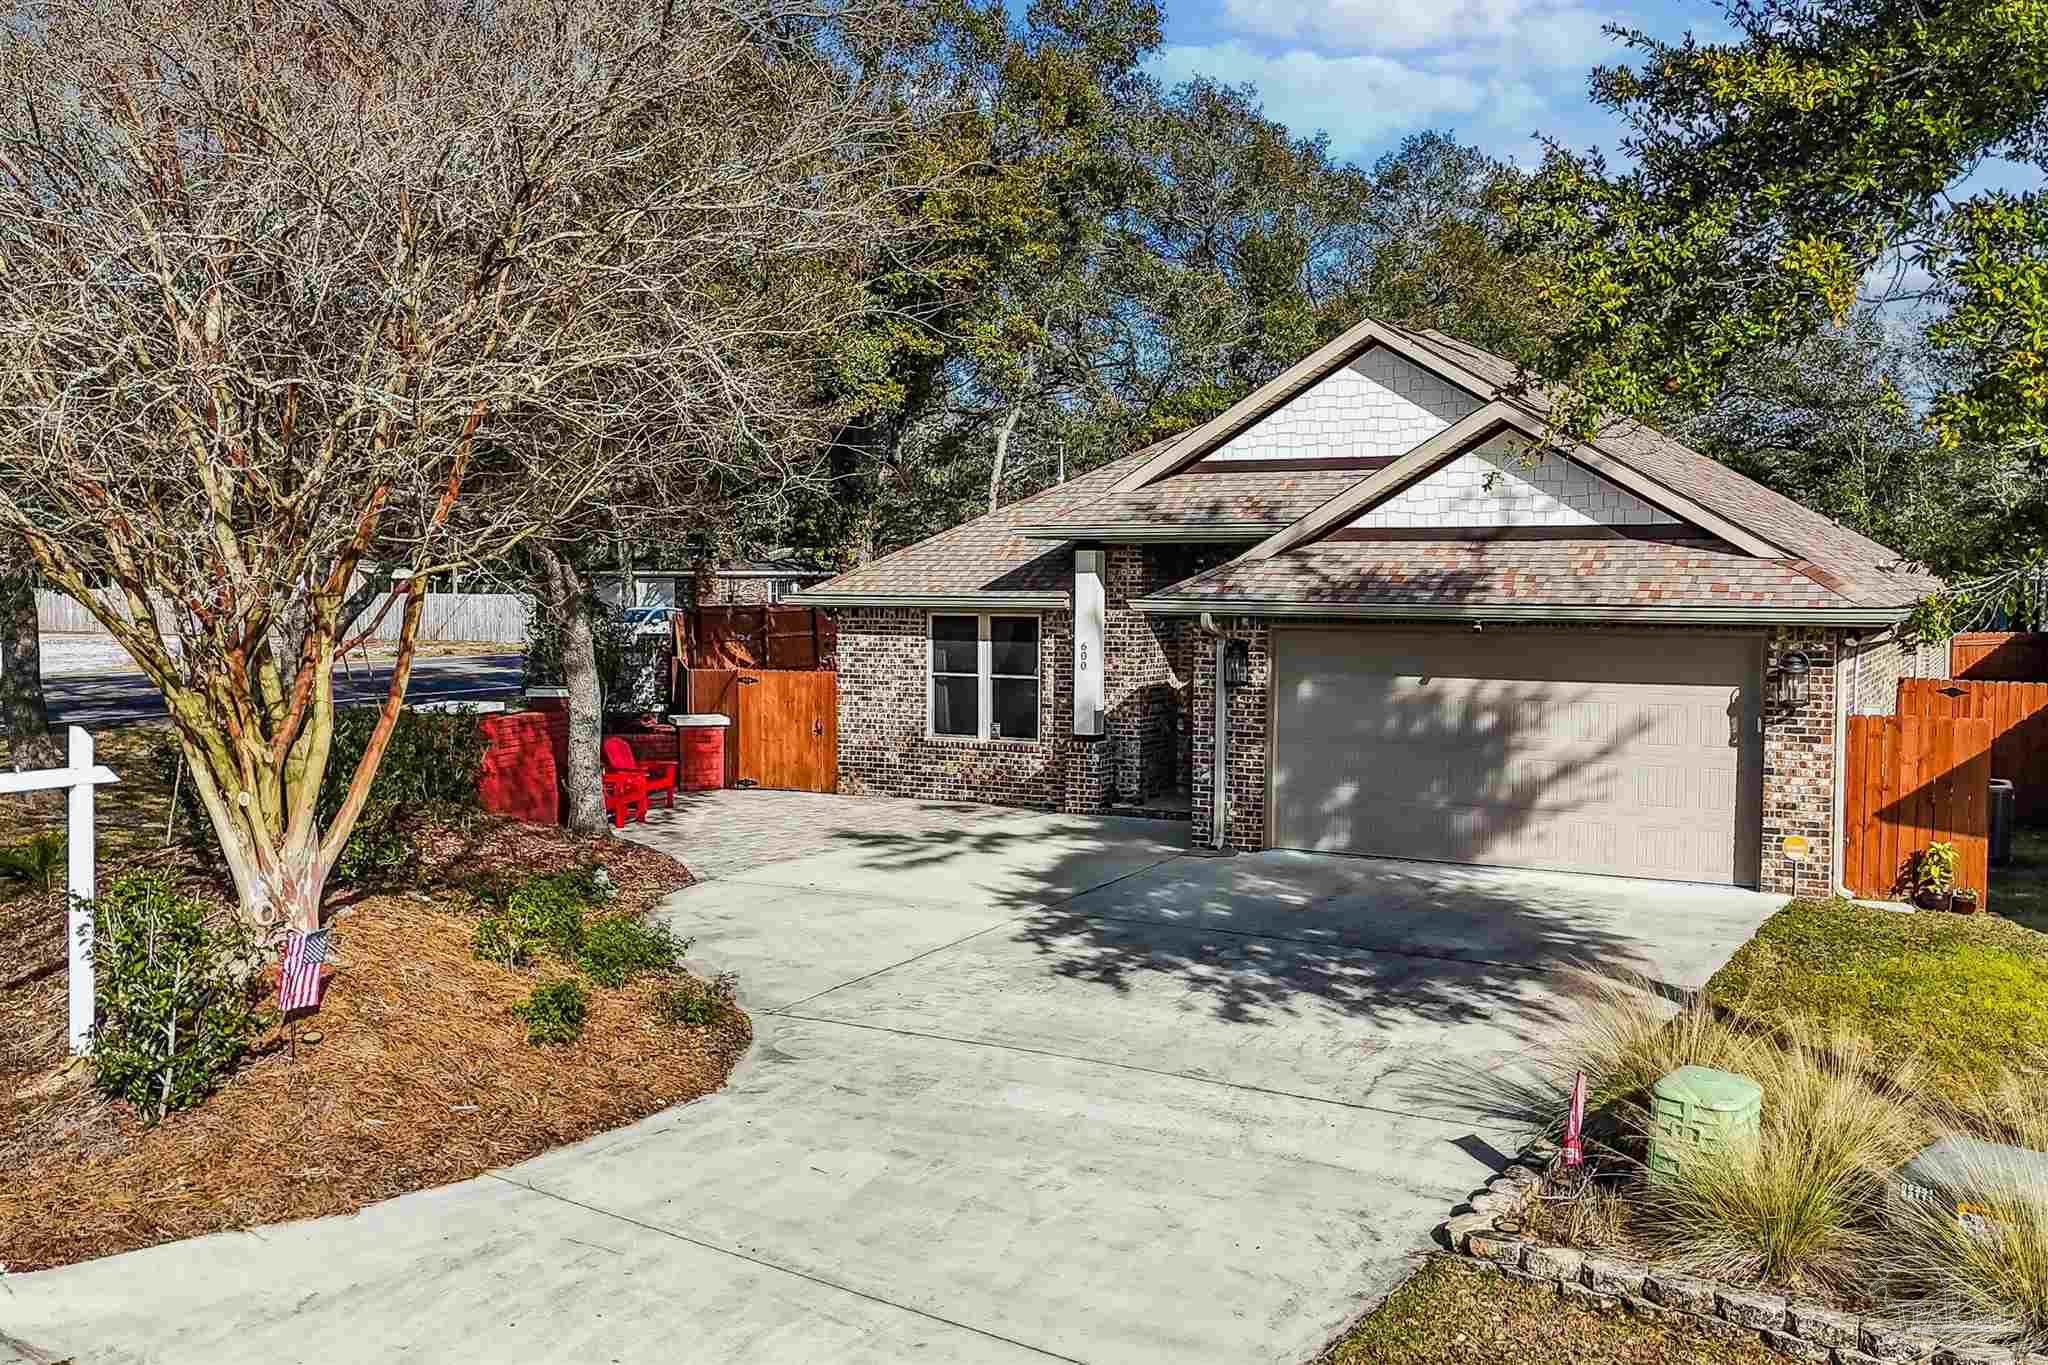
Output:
[802,451,1154,599]
[1145,538,1853,611]
[803,320,1941,616]
[1395,327,1940,608]
[1020,466,1365,531]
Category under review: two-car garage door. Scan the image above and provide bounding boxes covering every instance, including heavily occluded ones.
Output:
[1269,629,1765,886]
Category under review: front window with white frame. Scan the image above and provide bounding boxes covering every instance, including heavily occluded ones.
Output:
[929,614,1040,740]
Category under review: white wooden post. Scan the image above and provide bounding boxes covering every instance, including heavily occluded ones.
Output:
[0,725,120,1053]
[67,726,98,1052]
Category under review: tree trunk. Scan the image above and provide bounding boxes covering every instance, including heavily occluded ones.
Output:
[988,399,1025,514]
[988,355,1035,514]
[540,547,608,833]
[0,565,53,758]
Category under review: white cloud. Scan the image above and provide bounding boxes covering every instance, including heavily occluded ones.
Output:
[1147,40,1569,164]
[1219,0,1623,61]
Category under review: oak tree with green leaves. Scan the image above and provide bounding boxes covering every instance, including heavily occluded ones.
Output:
[1511,0,2048,619]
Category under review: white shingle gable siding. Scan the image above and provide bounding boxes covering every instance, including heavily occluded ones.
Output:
[1206,345,1483,462]
[1350,433,1682,528]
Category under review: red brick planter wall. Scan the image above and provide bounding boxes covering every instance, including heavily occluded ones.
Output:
[477,710,566,824]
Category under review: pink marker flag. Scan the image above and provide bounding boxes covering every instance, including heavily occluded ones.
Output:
[1563,1070,1587,1168]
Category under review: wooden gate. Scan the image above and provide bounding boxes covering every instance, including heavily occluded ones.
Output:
[685,668,837,793]
[1897,678,2048,823]
[1841,714,1992,903]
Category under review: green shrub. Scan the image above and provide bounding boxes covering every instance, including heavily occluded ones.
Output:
[87,875,268,1123]
[469,866,606,968]
[578,916,688,987]
[512,979,588,1045]
[158,705,489,883]
[0,831,64,892]
[653,985,723,1027]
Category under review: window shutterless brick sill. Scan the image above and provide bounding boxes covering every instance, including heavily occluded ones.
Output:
[919,735,1046,751]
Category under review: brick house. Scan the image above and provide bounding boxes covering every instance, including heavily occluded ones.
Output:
[797,320,1945,896]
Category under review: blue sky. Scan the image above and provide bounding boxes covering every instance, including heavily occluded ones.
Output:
[1147,0,1729,169]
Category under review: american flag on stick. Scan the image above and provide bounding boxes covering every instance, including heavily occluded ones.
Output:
[279,927,332,1013]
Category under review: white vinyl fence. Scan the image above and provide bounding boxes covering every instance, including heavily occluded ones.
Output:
[0,727,118,1053]
[37,589,530,646]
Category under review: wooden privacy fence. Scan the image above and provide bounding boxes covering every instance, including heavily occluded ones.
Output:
[1842,714,1992,905]
[684,668,837,793]
[674,606,836,671]
[1952,632,2048,681]
[1897,678,2048,824]
[38,588,529,645]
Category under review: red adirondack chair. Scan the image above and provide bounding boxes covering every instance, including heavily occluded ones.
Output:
[602,736,678,810]
[602,768,649,828]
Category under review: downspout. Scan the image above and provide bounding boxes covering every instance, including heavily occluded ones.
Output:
[1201,612,1229,851]
[1832,633,1860,896]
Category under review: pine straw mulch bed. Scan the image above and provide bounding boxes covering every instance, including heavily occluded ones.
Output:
[0,811,750,1273]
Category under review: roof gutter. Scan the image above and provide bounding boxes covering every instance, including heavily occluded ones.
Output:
[1015,523,1281,542]
[789,590,1070,611]
[1127,596,1913,627]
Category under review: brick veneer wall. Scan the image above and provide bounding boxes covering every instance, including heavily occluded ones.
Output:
[1761,625,1841,897]
[834,605,1113,811]
[832,546,1236,815]
[1102,544,1238,803]
[1188,619,1273,851]
[1844,625,1950,716]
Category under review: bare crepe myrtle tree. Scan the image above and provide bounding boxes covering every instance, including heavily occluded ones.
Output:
[0,0,937,930]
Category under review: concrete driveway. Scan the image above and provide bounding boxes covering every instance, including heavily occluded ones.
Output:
[0,793,1779,1365]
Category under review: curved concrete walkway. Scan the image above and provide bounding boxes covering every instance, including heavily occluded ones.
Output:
[1,792,1779,1364]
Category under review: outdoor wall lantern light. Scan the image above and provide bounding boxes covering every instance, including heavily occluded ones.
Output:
[1225,638,1252,688]
[1772,650,1811,707]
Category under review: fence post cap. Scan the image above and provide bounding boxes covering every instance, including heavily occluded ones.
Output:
[666,713,732,728]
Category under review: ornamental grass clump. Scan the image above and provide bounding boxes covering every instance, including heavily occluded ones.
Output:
[1886,1057,2048,1350]
[1888,1147,2048,1351]
[1428,970,1768,1140]
[1634,1022,1930,1294]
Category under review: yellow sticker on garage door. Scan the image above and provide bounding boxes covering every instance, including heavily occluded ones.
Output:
[1781,835,1810,861]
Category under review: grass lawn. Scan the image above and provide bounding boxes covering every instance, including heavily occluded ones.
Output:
[1703,895,2048,1088]
[1993,826,2048,933]
[1320,1259,1777,1365]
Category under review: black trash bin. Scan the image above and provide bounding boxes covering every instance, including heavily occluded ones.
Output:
[1990,778,2017,868]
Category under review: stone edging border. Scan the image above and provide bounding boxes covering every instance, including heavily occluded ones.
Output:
[1439,1146,2045,1365]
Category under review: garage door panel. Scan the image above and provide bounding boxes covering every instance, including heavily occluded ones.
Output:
[1271,629,1764,886]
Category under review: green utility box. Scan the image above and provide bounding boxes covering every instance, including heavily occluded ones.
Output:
[1648,1066,1762,1181]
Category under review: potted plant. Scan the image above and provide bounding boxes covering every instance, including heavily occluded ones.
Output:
[1916,840,1959,911]
[1951,885,1982,914]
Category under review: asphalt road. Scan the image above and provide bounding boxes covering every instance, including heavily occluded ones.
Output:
[44,653,526,728]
